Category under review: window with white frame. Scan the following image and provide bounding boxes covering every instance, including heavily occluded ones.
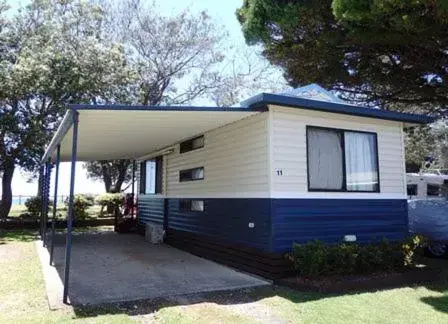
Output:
[306,126,380,192]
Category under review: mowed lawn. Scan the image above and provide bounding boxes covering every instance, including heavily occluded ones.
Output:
[1,230,448,324]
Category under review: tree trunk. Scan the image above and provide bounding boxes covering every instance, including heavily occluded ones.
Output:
[0,164,15,219]
[112,163,128,193]
[101,163,112,193]
[36,171,43,197]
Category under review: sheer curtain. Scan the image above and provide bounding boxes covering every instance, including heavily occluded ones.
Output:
[308,128,343,190]
[145,160,156,194]
[344,132,379,191]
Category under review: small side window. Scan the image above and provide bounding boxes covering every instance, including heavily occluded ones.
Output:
[180,136,204,153]
[179,200,205,212]
[407,184,418,196]
[427,184,441,197]
[191,200,204,211]
[179,167,204,182]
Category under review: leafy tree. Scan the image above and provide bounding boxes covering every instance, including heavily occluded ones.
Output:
[85,0,229,191]
[405,126,436,172]
[84,160,132,193]
[108,0,227,106]
[237,0,448,112]
[210,47,288,106]
[0,0,133,219]
[431,119,448,168]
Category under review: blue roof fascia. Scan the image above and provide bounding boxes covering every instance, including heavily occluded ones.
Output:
[68,104,267,112]
[41,109,75,163]
[244,93,435,124]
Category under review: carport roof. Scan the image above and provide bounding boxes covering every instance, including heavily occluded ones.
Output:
[42,105,263,162]
[42,96,434,163]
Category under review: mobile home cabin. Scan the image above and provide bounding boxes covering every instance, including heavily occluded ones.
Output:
[42,85,433,278]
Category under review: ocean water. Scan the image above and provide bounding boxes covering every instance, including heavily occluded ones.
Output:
[11,195,66,206]
[11,196,32,206]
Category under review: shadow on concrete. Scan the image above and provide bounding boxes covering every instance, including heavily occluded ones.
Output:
[42,231,269,307]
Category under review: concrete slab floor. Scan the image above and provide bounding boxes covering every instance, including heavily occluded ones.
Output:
[39,231,269,307]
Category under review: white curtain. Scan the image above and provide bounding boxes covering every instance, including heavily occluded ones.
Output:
[344,132,379,191]
[308,128,343,190]
[145,160,156,194]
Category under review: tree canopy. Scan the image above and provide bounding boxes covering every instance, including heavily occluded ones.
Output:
[237,0,448,114]
[83,0,287,193]
[0,0,134,218]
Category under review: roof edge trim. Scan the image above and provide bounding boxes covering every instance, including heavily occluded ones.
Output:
[69,104,267,112]
[41,110,74,163]
[245,93,435,124]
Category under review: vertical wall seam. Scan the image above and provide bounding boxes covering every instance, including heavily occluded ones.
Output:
[267,107,275,252]
[400,123,407,196]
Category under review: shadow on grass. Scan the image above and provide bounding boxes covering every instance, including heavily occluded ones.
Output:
[71,285,328,319]
[0,229,38,244]
[421,295,448,314]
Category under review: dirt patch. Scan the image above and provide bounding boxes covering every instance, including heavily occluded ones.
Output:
[223,300,286,323]
[131,288,286,324]
[276,265,446,293]
[0,244,23,263]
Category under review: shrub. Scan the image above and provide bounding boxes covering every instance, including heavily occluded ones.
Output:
[290,240,329,277]
[64,194,94,220]
[25,196,52,218]
[96,193,123,216]
[81,194,96,206]
[402,234,426,266]
[290,235,425,278]
[96,193,123,209]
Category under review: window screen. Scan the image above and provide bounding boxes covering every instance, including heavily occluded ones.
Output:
[140,156,163,194]
[179,200,205,212]
[344,132,379,192]
[179,167,204,182]
[145,160,156,194]
[307,128,344,190]
[180,136,204,153]
[307,126,379,192]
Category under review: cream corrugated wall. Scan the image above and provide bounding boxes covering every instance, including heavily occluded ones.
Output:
[269,105,406,199]
[164,113,270,198]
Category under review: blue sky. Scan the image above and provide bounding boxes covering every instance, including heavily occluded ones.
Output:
[7,0,259,196]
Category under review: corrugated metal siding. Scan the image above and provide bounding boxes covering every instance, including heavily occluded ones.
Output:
[271,199,408,252]
[167,198,272,251]
[270,105,406,198]
[166,113,269,197]
[137,195,165,225]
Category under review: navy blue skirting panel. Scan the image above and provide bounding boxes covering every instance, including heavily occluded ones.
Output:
[167,198,272,251]
[137,196,408,254]
[271,199,408,253]
[138,195,165,226]
[138,196,272,251]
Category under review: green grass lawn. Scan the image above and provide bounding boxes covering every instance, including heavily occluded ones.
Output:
[0,229,447,324]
